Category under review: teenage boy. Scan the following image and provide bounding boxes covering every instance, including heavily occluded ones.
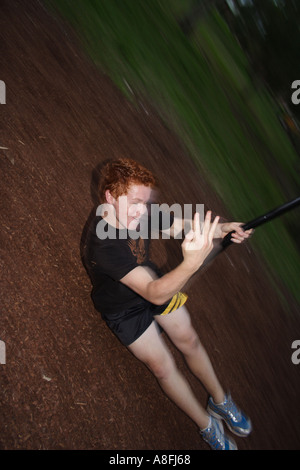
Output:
[84,158,252,450]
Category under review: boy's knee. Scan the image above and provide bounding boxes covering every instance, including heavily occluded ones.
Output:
[177,329,201,355]
[147,354,175,380]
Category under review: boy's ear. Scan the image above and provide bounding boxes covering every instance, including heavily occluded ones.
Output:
[105,190,115,204]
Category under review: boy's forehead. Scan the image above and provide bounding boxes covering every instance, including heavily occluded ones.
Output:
[126,184,154,201]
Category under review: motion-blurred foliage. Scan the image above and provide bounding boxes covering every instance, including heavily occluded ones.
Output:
[48,0,300,308]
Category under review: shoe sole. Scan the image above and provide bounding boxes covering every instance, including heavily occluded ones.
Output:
[207,407,252,437]
[201,418,238,450]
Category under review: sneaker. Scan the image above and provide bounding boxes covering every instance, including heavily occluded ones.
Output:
[200,416,238,450]
[207,393,252,437]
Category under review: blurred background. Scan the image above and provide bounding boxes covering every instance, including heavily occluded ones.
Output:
[1,0,300,451]
[48,0,300,306]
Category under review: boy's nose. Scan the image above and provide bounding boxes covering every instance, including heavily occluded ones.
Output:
[135,203,147,217]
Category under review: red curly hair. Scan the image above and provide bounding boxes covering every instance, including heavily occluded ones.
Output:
[98,158,156,203]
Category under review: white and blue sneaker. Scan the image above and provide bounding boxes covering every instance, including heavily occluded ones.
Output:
[200,416,238,450]
[207,393,252,437]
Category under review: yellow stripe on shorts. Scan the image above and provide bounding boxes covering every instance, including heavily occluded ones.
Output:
[160,292,188,316]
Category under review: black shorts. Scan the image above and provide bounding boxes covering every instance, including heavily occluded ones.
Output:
[104,292,188,346]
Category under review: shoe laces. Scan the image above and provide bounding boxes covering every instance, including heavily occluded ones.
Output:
[222,395,242,422]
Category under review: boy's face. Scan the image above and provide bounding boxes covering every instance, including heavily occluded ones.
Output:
[106,184,153,230]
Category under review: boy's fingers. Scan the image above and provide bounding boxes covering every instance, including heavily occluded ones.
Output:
[192,211,202,241]
[209,215,220,243]
[193,211,201,232]
[232,226,253,241]
[202,211,212,235]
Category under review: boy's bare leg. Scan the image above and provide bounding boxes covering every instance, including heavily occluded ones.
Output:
[127,321,210,430]
[155,305,225,405]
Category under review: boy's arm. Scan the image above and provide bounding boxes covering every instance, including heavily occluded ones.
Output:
[121,262,195,306]
[121,212,219,305]
[164,215,251,243]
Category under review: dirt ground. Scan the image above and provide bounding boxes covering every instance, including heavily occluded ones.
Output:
[0,0,299,451]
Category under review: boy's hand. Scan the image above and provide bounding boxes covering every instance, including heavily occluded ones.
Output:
[220,222,253,244]
[181,211,220,271]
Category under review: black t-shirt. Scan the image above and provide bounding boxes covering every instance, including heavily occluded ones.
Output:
[84,209,174,320]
